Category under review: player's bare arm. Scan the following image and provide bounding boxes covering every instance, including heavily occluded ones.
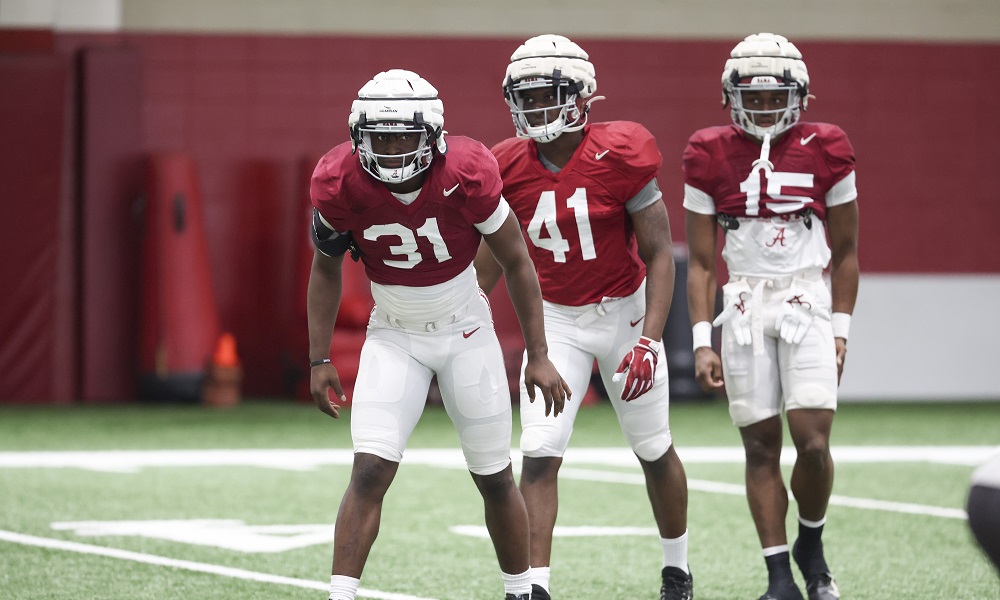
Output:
[826,199,860,381]
[610,199,676,401]
[473,239,504,295]
[306,249,347,418]
[685,210,724,391]
[483,213,571,416]
[632,199,675,339]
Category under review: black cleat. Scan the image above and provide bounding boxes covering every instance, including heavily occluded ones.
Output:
[504,594,529,600]
[803,572,840,600]
[757,580,805,600]
[660,566,694,600]
[530,584,551,600]
[793,538,838,600]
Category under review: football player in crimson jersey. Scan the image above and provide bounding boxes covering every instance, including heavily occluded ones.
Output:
[308,69,570,600]
[684,33,860,600]
[474,35,693,600]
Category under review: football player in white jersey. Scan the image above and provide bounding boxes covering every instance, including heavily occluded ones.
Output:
[684,34,860,600]
[308,69,570,600]
[476,35,693,600]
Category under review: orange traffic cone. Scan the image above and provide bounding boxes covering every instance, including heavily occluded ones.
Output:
[212,332,240,367]
[202,333,243,408]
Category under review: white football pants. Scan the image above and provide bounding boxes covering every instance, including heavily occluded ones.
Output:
[518,281,673,463]
[350,291,513,476]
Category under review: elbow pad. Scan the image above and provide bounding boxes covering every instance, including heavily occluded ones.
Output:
[311,208,353,257]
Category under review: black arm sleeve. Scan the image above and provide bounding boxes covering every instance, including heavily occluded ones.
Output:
[311,208,353,257]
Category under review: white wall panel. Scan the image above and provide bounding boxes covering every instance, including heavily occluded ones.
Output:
[0,0,119,30]
[115,0,1000,41]
[840,274,1000,401]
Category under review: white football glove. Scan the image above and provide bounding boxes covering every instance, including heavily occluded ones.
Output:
[713,280,754,346]
[777,288,830,344]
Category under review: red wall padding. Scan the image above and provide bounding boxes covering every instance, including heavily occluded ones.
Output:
[9,33,997,401]
[78,46,145,402]
[106,34,1000,270]
[0,54,76,403]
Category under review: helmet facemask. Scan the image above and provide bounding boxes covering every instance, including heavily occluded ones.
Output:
[352,117,437,184]
[728,75,802,138]
[505,76,586,143]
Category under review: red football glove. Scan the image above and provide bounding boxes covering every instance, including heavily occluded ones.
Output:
[612,336,661,401]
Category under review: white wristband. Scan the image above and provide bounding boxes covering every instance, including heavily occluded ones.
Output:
[692,321,713,350]
[831,312,851,339]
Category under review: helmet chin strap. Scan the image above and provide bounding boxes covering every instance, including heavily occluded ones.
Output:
[543,94,606,141]
[585,95,606,110]
[750,132,774,175]
[571,94,605,127]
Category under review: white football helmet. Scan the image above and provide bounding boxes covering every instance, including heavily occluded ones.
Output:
[503,34,598,143]
[722,33,810,138]
[349,69,447,184]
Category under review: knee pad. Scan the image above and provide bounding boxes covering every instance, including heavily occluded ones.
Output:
[462,420,513,476]
[351,407,404,463]
[728,398,773,428]
[786,382,837,411]
[519,419,571,458]
[519,426,547,456]
[519,387,575,458]
[620,405,672,462]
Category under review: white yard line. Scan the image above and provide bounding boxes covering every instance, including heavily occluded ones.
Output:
[558,468,970,519]
[0,529,437,600]
[0,446,995,471]
[0,447,983,526]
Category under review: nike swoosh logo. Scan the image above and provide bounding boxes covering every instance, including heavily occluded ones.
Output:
[800,133,817,146]
[630,317,644,327]
[462,327,480,338]
[595,150,610,160]
[443,183,459,196]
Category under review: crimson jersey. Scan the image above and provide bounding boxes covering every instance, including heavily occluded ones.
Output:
[311,136,503,287]
[683,123,855,220]
[683,123,856,276]
[492,122,661,306]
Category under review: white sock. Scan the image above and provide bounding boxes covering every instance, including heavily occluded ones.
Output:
[762,544,790,557]
[530,566,551,592]
[661,529,689,573]
[502,569,531,596]
[798,514,827,528]
[329,575,360,600]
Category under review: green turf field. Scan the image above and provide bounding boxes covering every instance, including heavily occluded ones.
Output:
[0,399,997,599]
